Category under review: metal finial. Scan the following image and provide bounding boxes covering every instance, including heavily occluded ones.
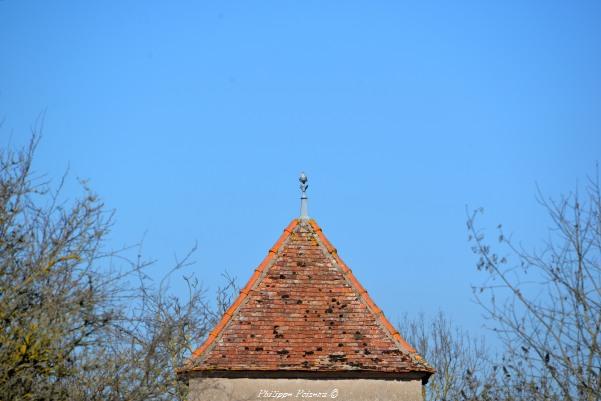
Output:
[299,172,309,219]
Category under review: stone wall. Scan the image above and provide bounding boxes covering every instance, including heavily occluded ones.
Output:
[188,377,423,401]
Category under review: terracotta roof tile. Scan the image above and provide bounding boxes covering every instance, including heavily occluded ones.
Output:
[179,219,434,377]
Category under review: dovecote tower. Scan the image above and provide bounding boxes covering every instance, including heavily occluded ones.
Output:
[177,174,434,401]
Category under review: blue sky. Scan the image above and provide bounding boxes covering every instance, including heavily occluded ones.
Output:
[1,1,600,337]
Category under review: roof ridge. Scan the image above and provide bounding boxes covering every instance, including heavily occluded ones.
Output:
[307,220,433,372]
[307,219,415,353]
[182,219,299,369]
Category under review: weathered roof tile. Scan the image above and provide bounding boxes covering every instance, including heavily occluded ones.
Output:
[179,219,434,377]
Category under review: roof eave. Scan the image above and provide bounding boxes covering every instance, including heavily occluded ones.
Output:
[177,367,434,382]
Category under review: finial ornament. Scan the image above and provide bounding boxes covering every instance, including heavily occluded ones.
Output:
[299,172,308,195]
[299,172,309,219]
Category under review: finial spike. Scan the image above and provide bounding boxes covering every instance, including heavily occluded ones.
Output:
[299,172,309,219]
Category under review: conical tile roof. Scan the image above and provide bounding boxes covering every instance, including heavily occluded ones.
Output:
[179,219,433,378]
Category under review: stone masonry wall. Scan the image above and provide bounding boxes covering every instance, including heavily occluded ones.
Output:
[188,377,423,401]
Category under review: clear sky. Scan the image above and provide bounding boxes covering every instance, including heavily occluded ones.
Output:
[1,1,600,337]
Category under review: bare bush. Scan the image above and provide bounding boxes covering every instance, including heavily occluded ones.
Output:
[0,134,232,400]
[399,312,493,401]
[468,173,601,401]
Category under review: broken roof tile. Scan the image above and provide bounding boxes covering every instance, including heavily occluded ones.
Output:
[179,219,434,378]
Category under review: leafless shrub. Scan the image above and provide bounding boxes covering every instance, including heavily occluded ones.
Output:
[468,170,601,401]
[0,133,235,400]
[398,312,493,401]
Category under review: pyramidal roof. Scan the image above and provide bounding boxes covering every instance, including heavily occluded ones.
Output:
[179,218,434,379]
